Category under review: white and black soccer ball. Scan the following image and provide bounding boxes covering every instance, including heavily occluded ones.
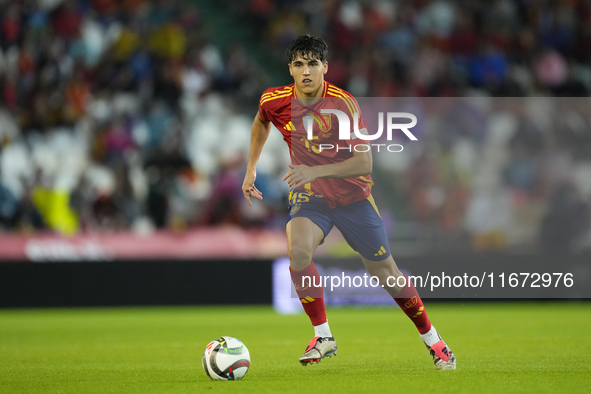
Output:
[202,336,250,381]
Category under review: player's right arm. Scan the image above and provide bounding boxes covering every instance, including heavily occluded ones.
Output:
[242,111,271,206]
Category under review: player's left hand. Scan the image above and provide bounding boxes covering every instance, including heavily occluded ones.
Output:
[282,163,318,189]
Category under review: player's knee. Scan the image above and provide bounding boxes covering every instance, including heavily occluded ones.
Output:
[363,256,403,285]
[289,244,313,270]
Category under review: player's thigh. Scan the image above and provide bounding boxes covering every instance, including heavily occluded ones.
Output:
[332,198,392,261]
[286,217,325,270]
[360,255,404,292]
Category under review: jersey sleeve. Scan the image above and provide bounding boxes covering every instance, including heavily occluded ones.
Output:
[258,91,271,122]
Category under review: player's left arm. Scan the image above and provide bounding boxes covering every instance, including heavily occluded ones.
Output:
[283,143,372,189]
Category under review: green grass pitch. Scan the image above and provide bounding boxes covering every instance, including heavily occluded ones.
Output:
[1,302,590,393]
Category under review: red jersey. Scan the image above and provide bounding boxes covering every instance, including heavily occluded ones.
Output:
[258,81,373,208]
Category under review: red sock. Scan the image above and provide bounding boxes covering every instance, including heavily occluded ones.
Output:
[289,261,327,326]
[391,274,432,334]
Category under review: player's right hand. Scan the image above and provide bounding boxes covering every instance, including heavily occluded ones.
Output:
[242,175,263,206]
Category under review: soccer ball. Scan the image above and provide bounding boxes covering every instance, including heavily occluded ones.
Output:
[202,336,250,381]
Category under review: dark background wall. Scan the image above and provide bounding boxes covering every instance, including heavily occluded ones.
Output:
[0,260,273,308]
[1,253,589,308]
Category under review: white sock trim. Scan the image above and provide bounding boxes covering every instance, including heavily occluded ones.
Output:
[314,321,332,338]
[420,325,440,347]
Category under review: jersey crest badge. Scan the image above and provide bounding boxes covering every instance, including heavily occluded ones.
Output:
[319,113,332,132]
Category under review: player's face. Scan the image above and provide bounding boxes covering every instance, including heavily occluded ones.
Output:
[289,55,328,97]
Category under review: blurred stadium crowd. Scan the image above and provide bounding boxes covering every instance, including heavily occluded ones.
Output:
[241,0,591,97]
[0,0,590,253]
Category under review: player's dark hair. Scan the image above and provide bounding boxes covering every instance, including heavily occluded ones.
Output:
[287,34,328,63]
